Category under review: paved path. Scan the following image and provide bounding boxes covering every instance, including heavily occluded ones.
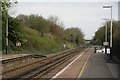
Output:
[80,50,113,78]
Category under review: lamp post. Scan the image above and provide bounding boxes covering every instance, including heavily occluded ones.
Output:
[103,5,113,60]
[6,17,8,54]
[102,18,109,42]
[102,18,109,54]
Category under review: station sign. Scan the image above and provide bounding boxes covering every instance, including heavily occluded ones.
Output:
[103,42,109,46]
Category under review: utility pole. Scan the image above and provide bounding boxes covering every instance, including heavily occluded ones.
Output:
[6,17,8,54]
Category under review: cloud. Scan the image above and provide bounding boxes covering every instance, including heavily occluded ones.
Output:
[17,0,120,2]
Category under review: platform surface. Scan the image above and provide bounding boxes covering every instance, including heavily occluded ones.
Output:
[52,48,118,79]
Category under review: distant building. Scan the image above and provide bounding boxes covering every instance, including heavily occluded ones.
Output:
[118,1,120,20]
[85,40,91,44]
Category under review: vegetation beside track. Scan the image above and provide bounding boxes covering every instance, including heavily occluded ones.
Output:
[1,0,85,55]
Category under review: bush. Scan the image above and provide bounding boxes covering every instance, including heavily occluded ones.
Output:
[22,26,64,55]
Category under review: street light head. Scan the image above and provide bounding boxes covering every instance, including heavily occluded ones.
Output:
[103,19,105,20]
[103,5,112,8]
[102,18,109,21]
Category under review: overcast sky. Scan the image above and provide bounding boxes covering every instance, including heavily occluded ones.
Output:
[10,0,119,40]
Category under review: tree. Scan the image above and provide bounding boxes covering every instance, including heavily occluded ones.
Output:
[17,14,51,37]
[47,16,65,40]
[1,0,17,51]
[64,28,85,46]
[8,17,23,45]
[94,26,105,45]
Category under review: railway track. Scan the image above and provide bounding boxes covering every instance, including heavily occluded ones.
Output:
[2,54,46,75]
[2,48,85,80]
[17,48,81,79]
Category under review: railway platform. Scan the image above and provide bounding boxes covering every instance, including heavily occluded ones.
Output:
[0,48,74,61]
[0,54,31,61]
[52,47,118,79]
